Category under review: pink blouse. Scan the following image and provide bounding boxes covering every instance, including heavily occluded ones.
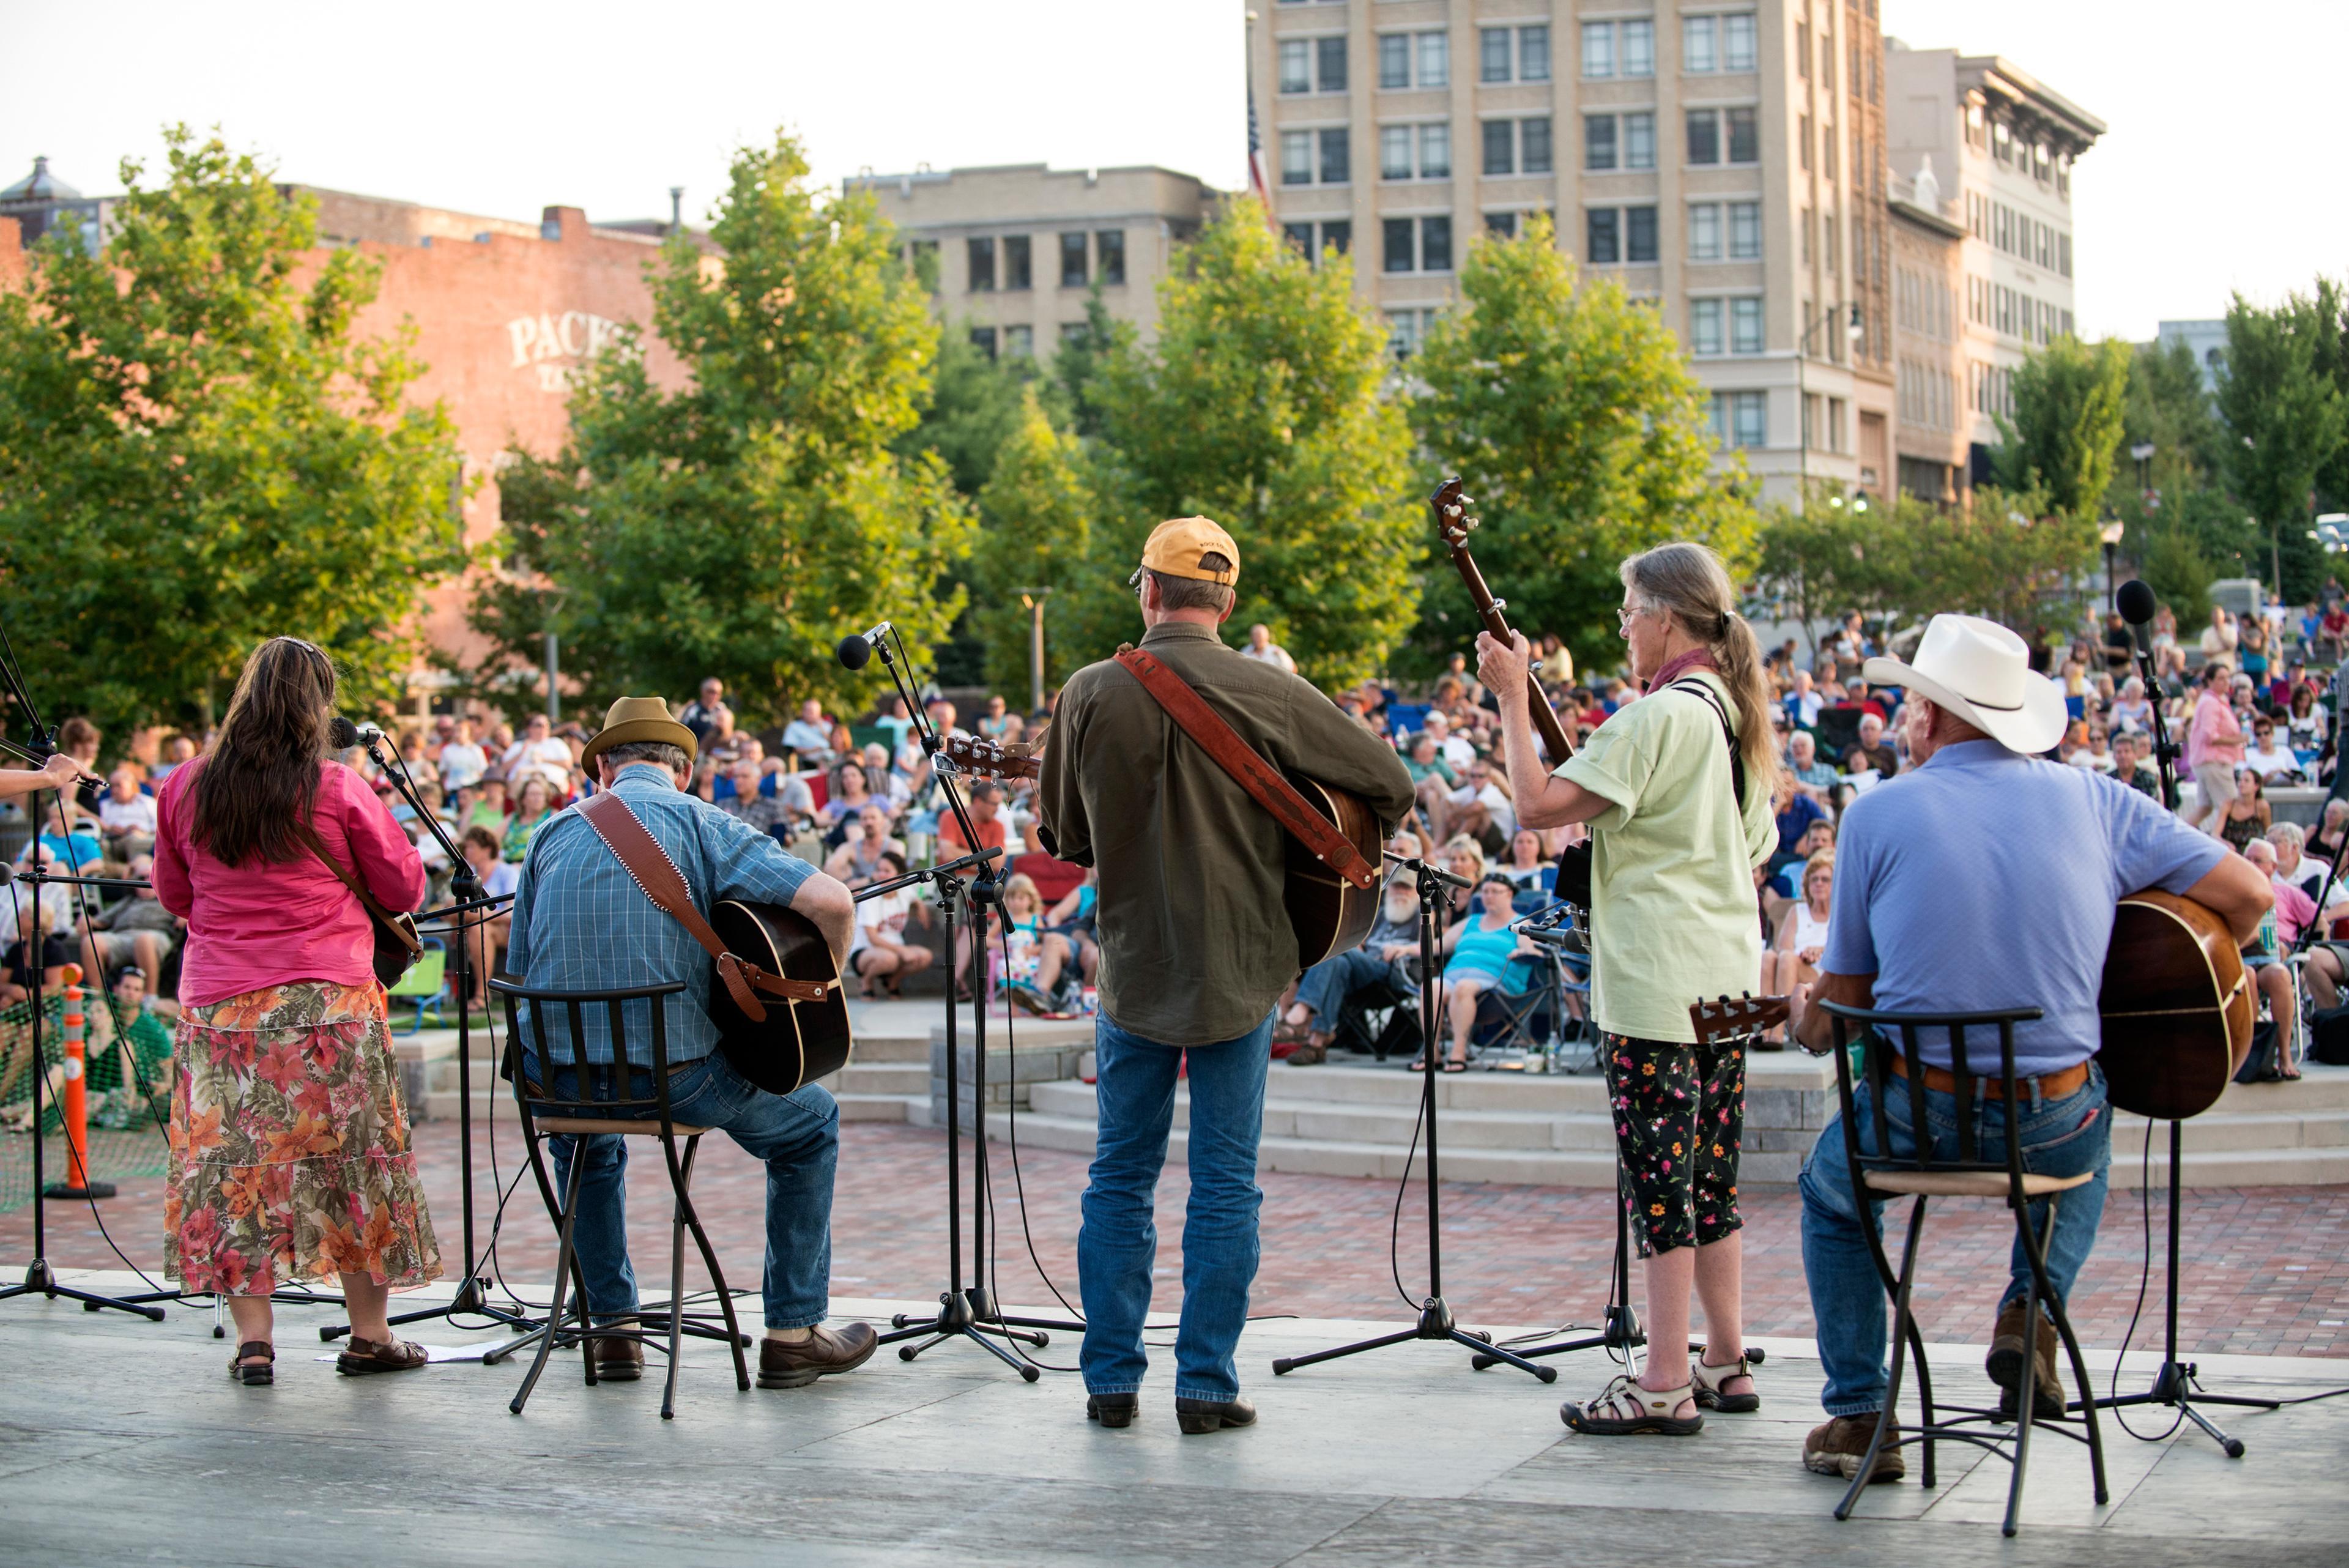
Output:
[153,759,428,1008]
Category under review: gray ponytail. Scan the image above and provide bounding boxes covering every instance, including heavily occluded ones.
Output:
[1620,541,1784,803]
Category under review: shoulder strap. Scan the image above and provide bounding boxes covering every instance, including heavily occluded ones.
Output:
[1113,646,1376,891]
[291,818,422,960]
[1663,678,1747,812]
[576,791,829,1020]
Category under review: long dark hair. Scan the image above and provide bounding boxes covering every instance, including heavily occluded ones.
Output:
[188,637,338,866]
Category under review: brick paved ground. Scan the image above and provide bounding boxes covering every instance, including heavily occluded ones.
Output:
[10,1117,2347,1359]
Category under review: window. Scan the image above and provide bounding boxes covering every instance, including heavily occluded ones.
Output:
[1420,124,1451,178]
[1685,15,1716,73]
[1690,297,1724,355]
[1283,221,1315,255]
[1005,324,1034,359]
[970,326,998,358]
[1688,202,1722,261]
[1625,113,1655,170]
[1798,114,1812,172]
[1622,19,1653,76]
[1731,296,1762,354]
[1825,36,1839,91]
[1481,28,1512,83]
[1581,20,1614,77]
[1004,234,1032,290]
[2058,232,2072,278]
[907,239,939,293]
[1587,207,1621,265]
[1626,204,1658,263]
[1382,125,1414,180]
[1387,307,1441,361]
[1386,124,1450,179]
[1285,220,1351,265]
[1280,39,1312,94]
[1485,210,1518,239]
[1710,390,1767,448]
[1823,121,1837,180]
[1728,201,1760,258]
[1585,114,1617,171]
[1417,31,1448,87]
[1059,232,1086,288]
[967,236,996,292]
[1379,33,1409,89]
[1520,26,1550,81]
[1485,119,1515,176]
[1420,215,1453,272]
[1322,219,1351,256]
[1097,229,1126,285]
[1522,117,1553,174]
[1281,130,1313,185]
[1317,35,1347,93]
[1727,106,1757,164]
[1687,110,1719,165]
[1792,20,1806,77]
[1383,217,1415,273]
[1320,127,1350,184]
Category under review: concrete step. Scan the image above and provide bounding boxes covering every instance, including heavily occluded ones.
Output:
[2110,1108,2349,1153]
[982,1108,1631,1186]
[1026,1079,1620,1153]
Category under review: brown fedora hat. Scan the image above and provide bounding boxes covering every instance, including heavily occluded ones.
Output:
[582,695,699,767]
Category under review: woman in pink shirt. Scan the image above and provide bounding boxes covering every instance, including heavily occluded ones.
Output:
[2183,662,2246,839]
[153,637,441,1384]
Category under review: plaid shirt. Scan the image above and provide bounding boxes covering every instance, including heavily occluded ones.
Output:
[505,765,815,1068]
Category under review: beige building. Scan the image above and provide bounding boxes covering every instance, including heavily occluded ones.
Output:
[1887,160,1967,503]
[1252,0,1897,500]
[1885,46,2102,473]
[841,163,1217,359]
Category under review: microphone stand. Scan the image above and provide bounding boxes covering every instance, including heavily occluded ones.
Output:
[2084,601,2279,1453]
[1273,852,1557,1384]
[848,627,1080,1378]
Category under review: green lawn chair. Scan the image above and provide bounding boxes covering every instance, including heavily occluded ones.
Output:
[387,946,449,1035]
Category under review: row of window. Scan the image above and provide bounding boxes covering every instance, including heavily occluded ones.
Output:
[1899,356,1960,436]
[1968,276,2075,346]
[1895,264,1956,344]
[1973,360,2014,418]
[1382,215,1455,275]
[1688,295,1765,357]
[1375,118,1558,180]
[1284,198,1770,272]
[963,231,1127,293]
[1967,106,2069,195]
[1965,193,2073,278]
[1582,14,1758,80]
[1589,106,1767,174]
[968,321,1103,362]
[1298,107,1756,188]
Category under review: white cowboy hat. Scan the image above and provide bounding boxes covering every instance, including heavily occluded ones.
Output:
[1861,614,2066,755]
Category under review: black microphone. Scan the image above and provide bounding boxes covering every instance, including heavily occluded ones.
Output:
[2116,578,2156,628]
[328,716,384,749]
[836,621,894,671]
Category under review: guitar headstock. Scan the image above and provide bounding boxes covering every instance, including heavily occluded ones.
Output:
[940,734,1040,782]
[1428,477,1479,557]
[1688,993,1791,1046]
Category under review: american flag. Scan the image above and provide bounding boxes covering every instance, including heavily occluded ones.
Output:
[1246,76,1275,221]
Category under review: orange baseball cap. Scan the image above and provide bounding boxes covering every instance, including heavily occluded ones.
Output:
[1140,516,1240,586]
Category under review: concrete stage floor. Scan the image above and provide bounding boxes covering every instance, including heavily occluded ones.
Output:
[3,1269,2344,1566]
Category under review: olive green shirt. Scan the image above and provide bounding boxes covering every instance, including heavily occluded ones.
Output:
[1036,621,1417,1047]
[1553,671,1778,1043]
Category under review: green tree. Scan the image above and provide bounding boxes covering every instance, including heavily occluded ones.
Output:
[1052,285,1124,441]
[2306,277,2349,511]
[896,326,1039,497]
[1992,335,2129,519]
[1093,198,1419,687]
[0,127,466,740]
[1410,216,1754,676]
[2115,336,2226,504]
[2141,524,2216,625]
[965,390,1110,697]
[2218,289,2348,603]
[1754,485,1914,656]
[1909,487,2095,636]
[473,131,973,727]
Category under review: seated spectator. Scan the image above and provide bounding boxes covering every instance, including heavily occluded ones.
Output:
[437,717,489,792]
[1239,622,1297,673]
[38,814,105,874]
[1439,836,1486,923]
[1427,875,1540,1071]
[823,804,904,888]
[709,758,789,835]
[1422,709,1475,775]
[2101,610,2136,677]
[2238,838,2307,1076]
[2287,685,2329,759]
[782,697,834,767]
[976,694,1017,740]
[2200,604,2239,661]
[1842,711,1896,777]
[2110,732,2162,800]
[1785,730,1838,800]
[996,872,1080,1010]
[1,844,75,1006]
[396,730,439,791]
[2267,822,2331,905]
[97,766,158,858]
[822,759,878,843]
[2243,718,2304,782]
[679,678,732,749]
[2073,726,2119,775]
[76,852,180,989]
[501,775,558,863]
[1443,758,1515,854]
[1497,828,1555,897]
[924,697,964,740]
[150,732,198,783]
[454,827,519,1008]
[1771,775,1828,873]
[1044,867,1100,987]
[502,712,574,797]
[2109,677,2152,734]
[1759,849,1834,1039]
[2213,767,2271,852]
[1783,667,1824,730]
[873,694,915,749]
[1278,874,1422,1064]
[2311,798,2349,869]
[845,851,933,999]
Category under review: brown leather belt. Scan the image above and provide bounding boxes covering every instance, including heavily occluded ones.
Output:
[1889,1053,2090,1102]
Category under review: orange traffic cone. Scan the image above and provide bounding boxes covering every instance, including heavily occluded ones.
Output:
[43,965,116,1201]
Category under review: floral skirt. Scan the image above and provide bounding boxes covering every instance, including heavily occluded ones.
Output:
[165,979,442,1296]
[1603,1030,1746,1260]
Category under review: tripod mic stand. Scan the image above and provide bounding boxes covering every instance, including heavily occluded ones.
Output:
[842,625,1081,1377]
[1272,852,1556,1384]
[2082,588,2278,1453]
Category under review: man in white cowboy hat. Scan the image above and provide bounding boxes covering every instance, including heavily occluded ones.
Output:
[1786,615,2271,1485]
[505,695,876,1391]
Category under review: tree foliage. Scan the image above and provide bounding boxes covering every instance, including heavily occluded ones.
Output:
[1992,334,2129,519]
[0,126,467,741]
[966,390,1104,697]
[896,325,1041,497]
[2217,287,2348,603]
[1409,216,1754,675]
[472,131,973,727]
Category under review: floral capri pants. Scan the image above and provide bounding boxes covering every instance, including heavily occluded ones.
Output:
[1602,1031,1746,1258]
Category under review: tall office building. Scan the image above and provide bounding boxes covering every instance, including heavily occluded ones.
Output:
[1252,0,1898,500]
[1885,46,2102,485]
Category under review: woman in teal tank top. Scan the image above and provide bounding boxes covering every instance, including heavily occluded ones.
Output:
[1422,876,1536,1072]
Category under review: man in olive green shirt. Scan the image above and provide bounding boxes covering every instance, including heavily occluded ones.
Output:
[1037,516,1414,1436]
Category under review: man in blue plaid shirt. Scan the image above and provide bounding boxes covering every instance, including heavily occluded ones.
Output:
[507,696,874,1389]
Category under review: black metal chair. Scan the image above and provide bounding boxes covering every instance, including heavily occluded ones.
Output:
[491,976,752,1420]
[1818,1000,2109,1538]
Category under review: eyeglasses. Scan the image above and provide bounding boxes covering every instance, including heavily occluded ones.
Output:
[1617,602,1652,628]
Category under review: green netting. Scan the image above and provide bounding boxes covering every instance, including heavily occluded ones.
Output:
[0,992,173,1214]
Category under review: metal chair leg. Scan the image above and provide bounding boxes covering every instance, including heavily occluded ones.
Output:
[677,1187,749,1391]
[513,1153,587,1416]
[1903,1298,1939,1490]
[2005,1267,2040,1538]
[660,1134,695,1420]
[1841,1196,1927,1523]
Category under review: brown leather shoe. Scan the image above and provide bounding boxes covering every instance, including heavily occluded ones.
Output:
[592,1334,644,1382]
[757,1322,880,1389]
[1803,1414,1905,1483]
[1987,1301,2063,1418]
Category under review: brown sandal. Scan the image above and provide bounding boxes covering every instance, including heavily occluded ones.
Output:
[229,1340,274,1386]
[336,1334,430,1376]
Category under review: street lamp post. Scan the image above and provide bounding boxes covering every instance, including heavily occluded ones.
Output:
[1017,589,1053,717]
[1795,302,1865,499]
[2099,519,2126,610]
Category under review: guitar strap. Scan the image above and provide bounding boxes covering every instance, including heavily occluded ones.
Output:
[1112,646,1378,891]
[576,791,831,1024]
[1663,677,1748,812]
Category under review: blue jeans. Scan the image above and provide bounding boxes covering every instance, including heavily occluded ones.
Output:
[1079,1011,1272,1402]
[527,1050,839,1331]
[1294,948,1408,1032]
[1798,1062,2112,1417]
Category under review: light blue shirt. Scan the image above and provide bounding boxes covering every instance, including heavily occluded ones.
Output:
[505,765,814,1068]
[1822,740,2224,1075]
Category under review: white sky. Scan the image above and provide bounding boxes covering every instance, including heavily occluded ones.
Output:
[2,1,2340,343]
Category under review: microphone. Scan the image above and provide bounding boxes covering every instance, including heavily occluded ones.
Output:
[836,622,894,671]
[2116,579,2156,628]
[328,716,384,749]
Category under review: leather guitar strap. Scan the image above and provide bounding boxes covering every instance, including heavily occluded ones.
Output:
[1113,646,1378,891]
[291,819,421,957]
[576,792,829,1022]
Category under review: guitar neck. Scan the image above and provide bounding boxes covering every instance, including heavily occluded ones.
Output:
[1452,548,1575,762]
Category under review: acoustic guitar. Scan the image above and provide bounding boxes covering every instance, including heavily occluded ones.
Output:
[2097,890,2254,1120]
[940,728,1384,968]
[708,900,855,1096]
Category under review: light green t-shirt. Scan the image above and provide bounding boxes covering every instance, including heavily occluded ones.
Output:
[1553,671,1778,1043]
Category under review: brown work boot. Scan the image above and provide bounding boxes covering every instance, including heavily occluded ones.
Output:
[1803,1414,1905,1483]
[1987,1301,2063,1418]
[1287,1037,1329,1066]
[592,1328,644,1383]
[757,1322,880,1389]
